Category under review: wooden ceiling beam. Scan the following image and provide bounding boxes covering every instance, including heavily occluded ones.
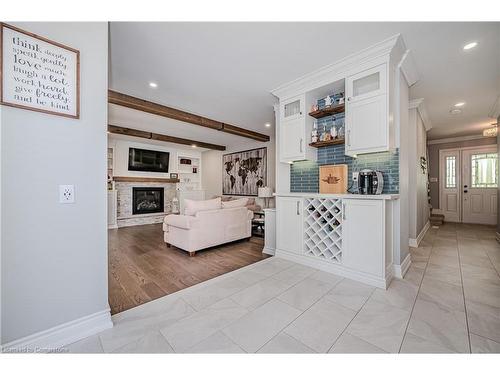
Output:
[108,124,226,151]
[108,90,270,142]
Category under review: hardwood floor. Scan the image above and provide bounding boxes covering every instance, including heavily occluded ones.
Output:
[108,223,269,315]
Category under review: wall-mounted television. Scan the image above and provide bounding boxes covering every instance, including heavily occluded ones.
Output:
[128,148,169,173]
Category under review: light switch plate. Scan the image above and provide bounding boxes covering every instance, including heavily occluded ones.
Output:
[59,185,75,203]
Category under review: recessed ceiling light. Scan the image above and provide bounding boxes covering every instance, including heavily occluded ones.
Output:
[454,102,466,107]
[450,108,462,115]
[463,42,478,50]
[191,144,197,148]
[149,82,158,88]
[265,123,271,128]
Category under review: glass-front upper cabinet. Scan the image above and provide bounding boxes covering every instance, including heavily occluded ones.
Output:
[346,64,387,102]
[280,94,305,122]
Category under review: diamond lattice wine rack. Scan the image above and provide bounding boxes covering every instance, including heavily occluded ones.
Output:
[304,198,343,263]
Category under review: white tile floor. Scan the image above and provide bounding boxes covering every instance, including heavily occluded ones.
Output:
[66,223,500,353]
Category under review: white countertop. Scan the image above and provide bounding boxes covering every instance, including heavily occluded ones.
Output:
[274,192,399,200]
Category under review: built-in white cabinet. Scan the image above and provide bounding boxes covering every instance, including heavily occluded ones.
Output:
[346,64,387,101]
[274,194,395,288]
[342,199,385,277]
[276,197,303,254]
[280,117,305,162]
[280,94,305,122]
[345,94,388,155]
[345,64,389,156]
[279,94,316,163]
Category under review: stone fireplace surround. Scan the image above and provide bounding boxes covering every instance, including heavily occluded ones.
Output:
[116,181,176,228]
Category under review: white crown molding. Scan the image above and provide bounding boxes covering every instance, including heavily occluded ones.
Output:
[489,96,500,119]
[2,309,112,352]
[271,34,402,99]
[399,50,419,87]
[427,134,486,145]
[409,98,432,130]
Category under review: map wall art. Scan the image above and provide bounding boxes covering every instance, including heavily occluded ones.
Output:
[223,147,267,196]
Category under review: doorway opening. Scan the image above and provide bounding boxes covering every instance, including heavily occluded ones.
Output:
[439,145,498,225]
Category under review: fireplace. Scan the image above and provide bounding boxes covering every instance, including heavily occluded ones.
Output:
[132,187,164,215]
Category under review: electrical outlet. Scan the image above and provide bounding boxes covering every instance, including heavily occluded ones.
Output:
[352,172,359,182]
[59,185,75,204]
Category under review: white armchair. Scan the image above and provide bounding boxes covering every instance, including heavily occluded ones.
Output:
[163,206,253,256]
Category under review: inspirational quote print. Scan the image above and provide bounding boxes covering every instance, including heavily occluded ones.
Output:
[1,24,80,118]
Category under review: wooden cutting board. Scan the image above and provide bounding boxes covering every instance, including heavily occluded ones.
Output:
[319,164,348,194]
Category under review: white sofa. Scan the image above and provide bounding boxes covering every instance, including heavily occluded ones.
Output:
[163,206,253,256]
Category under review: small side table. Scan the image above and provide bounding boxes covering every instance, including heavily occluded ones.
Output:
[252,211,265,237]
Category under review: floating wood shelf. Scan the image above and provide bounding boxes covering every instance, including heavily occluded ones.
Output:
[308,104,345,119]
[309,138,345,148]
[113,176,180,183]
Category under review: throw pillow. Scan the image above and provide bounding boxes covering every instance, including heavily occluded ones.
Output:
[184,197,222,216]
[221,198,249,209]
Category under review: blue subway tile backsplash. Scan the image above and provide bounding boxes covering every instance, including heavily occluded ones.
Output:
[290,144,399,194]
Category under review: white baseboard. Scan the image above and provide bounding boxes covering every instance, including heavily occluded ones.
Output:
[108,224,118,229]
[393,253,412,279]
[2,309,112,352]
[275,248,389,289]
[409,220,430,247]
[263,246,275,256]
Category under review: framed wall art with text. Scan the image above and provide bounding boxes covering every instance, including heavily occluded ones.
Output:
[0,23,80,118]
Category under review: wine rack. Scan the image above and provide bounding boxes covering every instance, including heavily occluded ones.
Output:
[304,198,343,263]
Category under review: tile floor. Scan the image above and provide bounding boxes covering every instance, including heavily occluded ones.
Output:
[67,223,500,353]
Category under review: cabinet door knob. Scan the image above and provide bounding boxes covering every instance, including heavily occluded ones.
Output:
[347,97,352,101]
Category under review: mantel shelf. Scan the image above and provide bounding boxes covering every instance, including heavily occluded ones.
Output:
[308,104,345,119]
[113,176,180,183]
[309,138,345,148]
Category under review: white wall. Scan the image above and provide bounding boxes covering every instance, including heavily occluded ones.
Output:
[201,149,223,199]
[397,73,410,265]
[409,108,429,239]
[408,106,429,241]
[109,137,202,182]
[201,135,276,206]
[1,22,109,344]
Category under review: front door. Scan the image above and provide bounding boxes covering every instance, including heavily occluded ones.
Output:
[440,149,461,222]
[462,147,498,225]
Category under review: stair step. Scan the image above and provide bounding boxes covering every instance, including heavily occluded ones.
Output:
[431,214,445,219]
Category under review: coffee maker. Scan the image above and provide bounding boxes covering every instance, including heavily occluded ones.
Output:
[357,169,384,195]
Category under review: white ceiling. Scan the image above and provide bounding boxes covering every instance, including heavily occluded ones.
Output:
[109,22,500,142]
